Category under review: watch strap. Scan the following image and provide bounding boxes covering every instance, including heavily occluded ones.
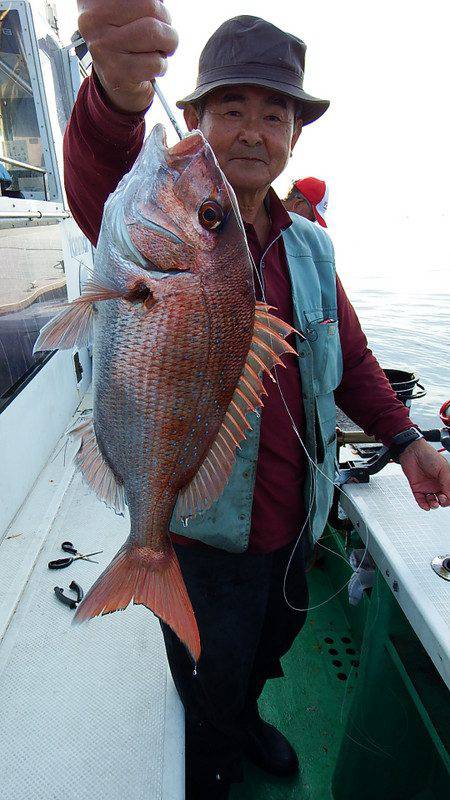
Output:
[391,427,423,461]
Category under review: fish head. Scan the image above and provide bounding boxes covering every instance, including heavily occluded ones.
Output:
[120,124,251,277]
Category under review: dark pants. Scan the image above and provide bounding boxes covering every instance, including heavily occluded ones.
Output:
[160,535,310,797]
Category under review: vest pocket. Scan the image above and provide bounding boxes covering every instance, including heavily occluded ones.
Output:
[303,308,343,395]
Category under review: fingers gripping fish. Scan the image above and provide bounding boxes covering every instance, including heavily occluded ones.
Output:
[34,126,297,662]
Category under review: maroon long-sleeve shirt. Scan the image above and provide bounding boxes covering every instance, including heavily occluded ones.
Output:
[63,75,413,553]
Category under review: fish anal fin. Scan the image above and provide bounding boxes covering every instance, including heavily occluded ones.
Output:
[175,306,297,521]
[73,541,201,662]
[68,415,126,515]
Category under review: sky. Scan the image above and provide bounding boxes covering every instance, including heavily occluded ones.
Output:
[55,1,450,290]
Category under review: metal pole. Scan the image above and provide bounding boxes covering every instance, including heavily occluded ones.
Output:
[0,210,70,220]
[0,155,47,174]
[152,80,184,141]
[0,57,32,95]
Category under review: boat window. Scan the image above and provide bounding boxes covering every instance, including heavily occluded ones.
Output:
[0,220,67,410]
[0,9,47,200]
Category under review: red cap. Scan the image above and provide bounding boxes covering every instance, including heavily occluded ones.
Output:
[294,177,329,227]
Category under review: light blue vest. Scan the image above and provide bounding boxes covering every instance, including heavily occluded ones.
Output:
[170,214,343,551]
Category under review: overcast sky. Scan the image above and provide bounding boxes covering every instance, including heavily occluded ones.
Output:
[56,1,449,289]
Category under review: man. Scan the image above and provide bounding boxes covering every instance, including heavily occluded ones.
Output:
[68,5,450,798]
[284,176,329,226]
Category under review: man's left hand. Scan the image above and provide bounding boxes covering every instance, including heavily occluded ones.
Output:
[399,438,450,510]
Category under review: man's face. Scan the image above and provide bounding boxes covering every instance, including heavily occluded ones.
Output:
[184,85,302,194]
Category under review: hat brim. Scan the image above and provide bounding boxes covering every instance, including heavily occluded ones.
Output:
[176,77,329,126]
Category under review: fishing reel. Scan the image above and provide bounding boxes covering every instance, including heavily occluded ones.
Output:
[336,399,450,486]
[439,399,450,428]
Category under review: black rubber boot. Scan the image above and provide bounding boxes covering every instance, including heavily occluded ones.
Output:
[245,715,299,777]
[186,776,231,800]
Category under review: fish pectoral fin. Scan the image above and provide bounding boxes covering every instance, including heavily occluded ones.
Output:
[33,280,123,353]
[175,303,298,520]
[68,414,126,515]
[73,541,201,663]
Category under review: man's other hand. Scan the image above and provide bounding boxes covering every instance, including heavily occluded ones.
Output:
[399,438,450,510]
[77,0,178,113]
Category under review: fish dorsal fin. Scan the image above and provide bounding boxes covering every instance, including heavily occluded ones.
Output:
[68,414,126,515]
[175,303,297,520]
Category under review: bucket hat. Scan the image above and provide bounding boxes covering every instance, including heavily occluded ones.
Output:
[176,15,329,125]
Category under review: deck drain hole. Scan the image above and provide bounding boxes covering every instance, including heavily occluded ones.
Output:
[332,660,342,667]
[346,648,356,655]
[337,673,347,681]
[324,637,334,644]
[329,648,338,656]
[341,636,351,644]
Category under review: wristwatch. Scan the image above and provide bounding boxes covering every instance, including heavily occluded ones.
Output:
[391,427,424,462]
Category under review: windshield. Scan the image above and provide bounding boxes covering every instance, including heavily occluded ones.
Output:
[0,9,47,200]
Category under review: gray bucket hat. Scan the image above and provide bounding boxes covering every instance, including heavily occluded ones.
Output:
[176,15,330,125]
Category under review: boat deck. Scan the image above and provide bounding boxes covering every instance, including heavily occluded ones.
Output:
[341,466,450,689]
[232,556,360,800]
[0,385,361,800]
[0,394,184,800]
[1,383,448,799]
[233,462,450,799]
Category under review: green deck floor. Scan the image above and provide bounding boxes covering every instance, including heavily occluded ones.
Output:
[231,557,359,800]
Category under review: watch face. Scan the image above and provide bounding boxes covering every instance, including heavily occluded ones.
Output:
[396,428,420,443]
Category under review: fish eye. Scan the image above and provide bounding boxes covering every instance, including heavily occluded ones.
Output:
[198,200,224,230]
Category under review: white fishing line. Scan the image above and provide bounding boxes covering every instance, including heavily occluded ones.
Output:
[248,246,371,613]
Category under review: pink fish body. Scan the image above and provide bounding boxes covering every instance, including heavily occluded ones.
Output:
[34,127,296,661]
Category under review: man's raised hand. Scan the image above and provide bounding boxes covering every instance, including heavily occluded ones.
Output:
[77,0,178,113]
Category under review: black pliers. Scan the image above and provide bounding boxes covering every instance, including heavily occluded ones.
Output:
[54,581,84,609]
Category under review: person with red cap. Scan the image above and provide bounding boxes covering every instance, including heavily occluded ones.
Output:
[284,177,329,226]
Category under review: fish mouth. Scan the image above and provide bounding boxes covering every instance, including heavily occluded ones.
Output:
[126,125,242,254]
[130,127,225,247]
[125,125,198,246]
[167,130,206,161]
[150,124,208,173]
[141,124,206,177]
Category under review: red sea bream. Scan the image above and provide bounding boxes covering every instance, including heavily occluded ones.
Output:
[34,126,296,662]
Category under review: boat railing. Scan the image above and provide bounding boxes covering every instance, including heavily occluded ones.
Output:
[0,209,70,220]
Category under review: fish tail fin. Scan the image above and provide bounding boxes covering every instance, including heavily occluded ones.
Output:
[73,541,201,662]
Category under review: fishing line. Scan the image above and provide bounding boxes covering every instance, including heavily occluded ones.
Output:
[248,247,371,613]
[145,86,368,600]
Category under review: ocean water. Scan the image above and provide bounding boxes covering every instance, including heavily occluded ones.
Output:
[344,268,449,432]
